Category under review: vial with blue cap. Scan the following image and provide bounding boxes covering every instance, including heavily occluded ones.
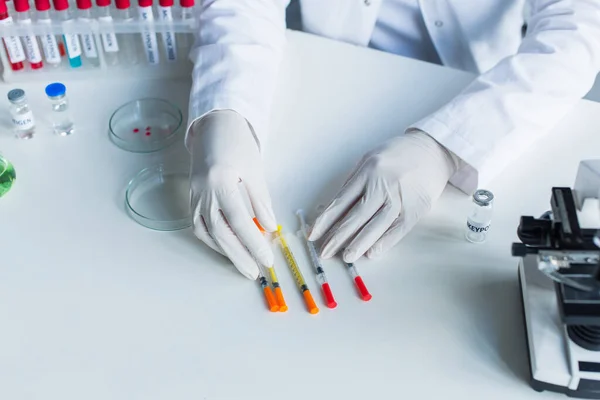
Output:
[45,82,74,137]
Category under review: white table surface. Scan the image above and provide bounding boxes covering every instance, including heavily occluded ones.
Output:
[1,30,599,400]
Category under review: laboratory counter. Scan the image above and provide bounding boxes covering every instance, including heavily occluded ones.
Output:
[1,30,599,400]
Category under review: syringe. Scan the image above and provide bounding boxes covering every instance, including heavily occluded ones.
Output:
[253,218,288,312]
[258,267,278,312]
[296,209,337,308]
[345,262,372,301]
[274,225,319,314]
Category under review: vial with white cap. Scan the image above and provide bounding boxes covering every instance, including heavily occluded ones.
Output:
[465,189,494,243]
[45,82,74,136]
[7,88,35,139]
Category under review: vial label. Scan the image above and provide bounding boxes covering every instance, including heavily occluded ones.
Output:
[98,16,119,53]
[1,18,26,62]
[63,32,82,59]
[467,218,491,233]
[138,6,159,64]
[38,19,61,64]
[17,19,43,64]
[158,6,177,61]
[12,111,35,130]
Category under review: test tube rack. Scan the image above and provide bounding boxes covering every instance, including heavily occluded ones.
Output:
[0,5,197,82]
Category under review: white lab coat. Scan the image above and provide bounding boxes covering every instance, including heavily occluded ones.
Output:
[188,0,600,193]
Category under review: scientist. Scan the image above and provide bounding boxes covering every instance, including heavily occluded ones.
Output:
[187,0,600,280]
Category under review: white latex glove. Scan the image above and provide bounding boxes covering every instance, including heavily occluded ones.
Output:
[309,131,460,262]
[189,110,277,280]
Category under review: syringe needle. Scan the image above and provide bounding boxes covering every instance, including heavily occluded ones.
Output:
[297,209,337,308]
[346,262,372,301]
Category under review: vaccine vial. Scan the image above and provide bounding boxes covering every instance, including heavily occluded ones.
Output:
[466,189,494,243]
[8,88,35,139]
[45,82,74,136]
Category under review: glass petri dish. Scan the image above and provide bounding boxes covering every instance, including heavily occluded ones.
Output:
[125,163,191,231]
[0,154,16,198]
[109,98,183,153]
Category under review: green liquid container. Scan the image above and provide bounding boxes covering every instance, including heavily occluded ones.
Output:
[0,155,16,197]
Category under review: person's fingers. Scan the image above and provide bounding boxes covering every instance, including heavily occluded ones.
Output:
[191,192,225,256]
[343,198,402,263]
[193,213,225,256]
[245,174,277,232]
[219,186,274,268]
[319,187,387,259]
[205,209,260,280]
[366,205,421,260]
[308,165,368,242]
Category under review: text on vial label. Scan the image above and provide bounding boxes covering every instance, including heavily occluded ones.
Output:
[12,111,35,130]
[467,219,491,233]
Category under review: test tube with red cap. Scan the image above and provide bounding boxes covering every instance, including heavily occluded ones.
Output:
[157,0,176,62]
[52,0,82,68]
[114,0,139,65]
[76,0,100,67]
[178,0,194,52]
[0,0,26,71]
[34,0,63,65]
[96,0,119,66]
[13,0,43,69]
[137,0,159,64]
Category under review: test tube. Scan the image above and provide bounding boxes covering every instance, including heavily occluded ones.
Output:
[34,0,62,66]
[177,0,193,54]
[157,0,176,62]
[0,0,26,71]
[115,0,140,65]
[346,262,372,301]
[76,0,100,67]
[137,0,159,64]
[297,209,337,308]
[52,0,82,68]
[96,0,119,66]
[13,0,43,70]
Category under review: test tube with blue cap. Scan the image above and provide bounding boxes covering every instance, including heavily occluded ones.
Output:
[45,82,74,137]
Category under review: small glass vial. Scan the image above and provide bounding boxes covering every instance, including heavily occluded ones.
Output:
[45,82,74,136]
[465,189,494,243]
[8,89,35,139]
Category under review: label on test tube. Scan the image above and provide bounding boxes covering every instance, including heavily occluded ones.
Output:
[98,16,119,52]
[1,17,26,62]
[62,21,82,59]
[138,6,159,64]
[17,19,43,64]
[38,19,61,64]
[78,18,98,58]
[158,6,177,62]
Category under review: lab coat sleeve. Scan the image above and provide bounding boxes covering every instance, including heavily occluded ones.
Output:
[185,0,288,151]
[409,0,600,194]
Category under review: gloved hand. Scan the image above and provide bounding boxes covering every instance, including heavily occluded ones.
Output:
[309,130,460,262]
[189,110,277,280]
